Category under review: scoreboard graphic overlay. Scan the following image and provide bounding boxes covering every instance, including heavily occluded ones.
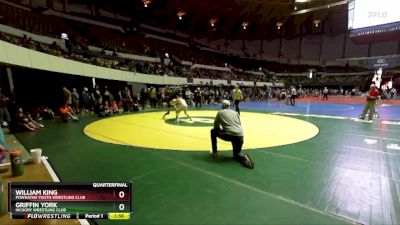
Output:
[8,182,132,220]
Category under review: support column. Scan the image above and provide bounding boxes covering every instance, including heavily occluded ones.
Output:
[224,38,228,51]
[278,32,283,61]
[6,67,14,93]
[342,31,348,58]
[298,28,303,64]
[367,42,372,57]
[63,0,68,12]
[397,40,400,54]
[319,35,323,64]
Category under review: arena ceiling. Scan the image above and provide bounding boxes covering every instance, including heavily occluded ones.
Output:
[70,0,349,40]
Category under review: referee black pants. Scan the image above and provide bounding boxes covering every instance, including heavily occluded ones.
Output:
[234,100,240,115]
[290,95,296,106]
[211,128,244,162]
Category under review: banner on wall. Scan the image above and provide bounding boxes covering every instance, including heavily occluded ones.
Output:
[367,57,397,69]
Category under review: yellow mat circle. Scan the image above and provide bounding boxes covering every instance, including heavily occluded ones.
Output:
[83,111,319,151]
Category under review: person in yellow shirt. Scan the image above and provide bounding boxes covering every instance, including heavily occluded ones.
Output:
[232,85,243,115]
[149,87,157,108]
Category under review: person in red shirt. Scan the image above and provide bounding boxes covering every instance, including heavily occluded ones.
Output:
[360,84,379,120]
[111,100,119,114]
[103,101,111,116]
[60,104,78,122]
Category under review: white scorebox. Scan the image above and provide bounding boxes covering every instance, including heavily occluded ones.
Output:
[348,0,400,30]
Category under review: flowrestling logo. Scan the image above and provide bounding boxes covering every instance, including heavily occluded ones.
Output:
[165,117,214,127]
[368,11,388,18]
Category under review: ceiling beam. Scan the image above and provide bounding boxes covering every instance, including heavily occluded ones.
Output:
[291,0,347,15]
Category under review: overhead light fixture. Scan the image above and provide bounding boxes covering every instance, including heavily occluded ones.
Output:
[294,5,297,10]
[242,22,248,30]
[292,0,347,15]
[313,19,320,27]
[276,22,283,30]
[210,18,218,27]
[177,11,186,20]
[143,0,151,7]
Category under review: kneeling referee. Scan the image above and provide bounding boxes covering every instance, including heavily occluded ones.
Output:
[210,100,254,169]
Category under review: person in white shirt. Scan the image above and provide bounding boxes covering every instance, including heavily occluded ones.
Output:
[184,88,192,107]
[390,88,396,99]
[322,87,328,101]
[169,95,192,123]
[290,86,297,106]
[351,88,356,97]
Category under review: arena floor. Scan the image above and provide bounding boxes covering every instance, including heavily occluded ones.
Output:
[14,99,400,225]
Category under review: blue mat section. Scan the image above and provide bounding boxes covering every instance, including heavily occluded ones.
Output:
[203,101,400,121]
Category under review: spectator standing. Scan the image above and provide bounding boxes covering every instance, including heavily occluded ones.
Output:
[92,85,102,106]
[140,88,147,109]
[123,86,132,111]
[194,87,202,109]
[351,88,356,97]
[63,87,72,106]
[359,84,379,120]
[390,88,396,99]
[290,86,297,106]
[0,90,11,127]
[103,86,111,104]
[81,87,91,112]
[71,88,80,114]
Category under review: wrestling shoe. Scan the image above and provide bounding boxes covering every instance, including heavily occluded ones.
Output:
[210,152,218,158]
[243,153,255,169]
